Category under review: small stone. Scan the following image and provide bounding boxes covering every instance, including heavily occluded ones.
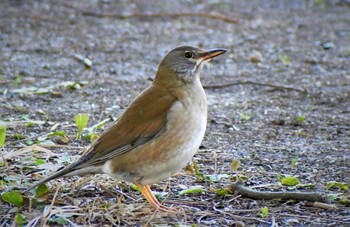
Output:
[321,42,334,50]
[249,50,263,63]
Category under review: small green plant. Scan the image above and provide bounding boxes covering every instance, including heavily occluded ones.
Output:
[179,186,203,195]
[297,116,306,124]
[281,175,300,186]
[74,113,89,139]
[291,156,299,169]
[230,159,240,171]
[14,133,25,140]
[15,213,27,225]
[279,53,292,66]
[260,206,269,218]
[240,113,251,121]
[325,181,348,191]
[0,126,6,147]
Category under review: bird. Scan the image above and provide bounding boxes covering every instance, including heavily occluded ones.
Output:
[25,46,226,212]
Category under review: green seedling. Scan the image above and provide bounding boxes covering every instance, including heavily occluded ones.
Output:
[26,122,35,127]
[291,156,299,169]
[279,53,292,66]
[14,133,25,140]
[15,213,27,225]
[281,175,300,186]
[74,113,89,139]
[0,126,6,147]
[325,181,348,191]
[213,188,232,196]
[259,206,269,218]
[179,186,203,195]
[240,113,251,121]
[33,158,45,166]
[49,217,69,225]
[297,116,306,124]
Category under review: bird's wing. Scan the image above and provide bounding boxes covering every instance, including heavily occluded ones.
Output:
[72,84,177,169]
[24,84,177,192]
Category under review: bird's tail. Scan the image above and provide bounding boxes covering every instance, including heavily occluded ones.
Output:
[23,165,76,193]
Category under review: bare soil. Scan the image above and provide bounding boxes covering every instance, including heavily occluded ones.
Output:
[1,0,349,226]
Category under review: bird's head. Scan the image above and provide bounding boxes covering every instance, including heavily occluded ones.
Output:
[155,46,226,87]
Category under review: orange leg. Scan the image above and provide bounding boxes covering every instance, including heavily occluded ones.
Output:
[135,183,179,213]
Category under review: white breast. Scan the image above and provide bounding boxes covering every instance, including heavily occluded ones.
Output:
[102,78,208,185]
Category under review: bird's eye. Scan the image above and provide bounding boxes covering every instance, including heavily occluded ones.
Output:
[184,51,193,59]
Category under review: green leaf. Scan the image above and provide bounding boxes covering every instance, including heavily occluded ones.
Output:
[75,113,89,130]
[49,216,69,225]
[260,206,269,217]
[26,122,35,127]
[26,139,34,146]
[296,183,315,189]
[15,213,27,225]
[230,174,249,182]
[86,133,99,142]
[327,193,350,204]
[86,118,110,133]
[154,191,168,200]
[74,54,92,68]
[132,184,140,192]
[230,159,240,171]
[279,53,292,66]
[281,176,300,186]
[240,113,251,121]
[325,181,349,191]
[75,113,89,139]
[297,116,306,123]
[14,133,25,140]
[179,186,203,195]
[1,191,23,207]
[36,184,49,198]
[327,193,340,201]
[47,131,66,137]
[33,159,45,166]
[56,155,71,165]
[0,126,5,147]
[213,188,232,195]
[35,88,50,95]
[291,156,298,169]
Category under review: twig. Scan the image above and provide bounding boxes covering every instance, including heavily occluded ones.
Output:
[228,181,326,202]
[212,206,270,224]
[62,3,238,24]
[40,185,61,226]
[203,80,307,94]
[308,201,338,211]
[85,12,238,24]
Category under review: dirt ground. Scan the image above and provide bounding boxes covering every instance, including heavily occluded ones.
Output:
[1,0,349,226]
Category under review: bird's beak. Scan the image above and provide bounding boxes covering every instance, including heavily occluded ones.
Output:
[199,49,227,61]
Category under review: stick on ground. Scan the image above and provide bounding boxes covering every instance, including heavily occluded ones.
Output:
[228,181,326,202]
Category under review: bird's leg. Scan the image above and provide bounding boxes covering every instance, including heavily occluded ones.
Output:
[135,183,179,213]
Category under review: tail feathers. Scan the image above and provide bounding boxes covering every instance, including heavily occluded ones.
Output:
[24,164,104,193]
[24,165,74,193]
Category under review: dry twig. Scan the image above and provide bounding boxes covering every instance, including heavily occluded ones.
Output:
[62,2,238,24]
[203,80,307,94]
[228,181,326,202]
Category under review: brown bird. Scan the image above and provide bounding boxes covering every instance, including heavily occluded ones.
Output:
[25,46,226,211]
